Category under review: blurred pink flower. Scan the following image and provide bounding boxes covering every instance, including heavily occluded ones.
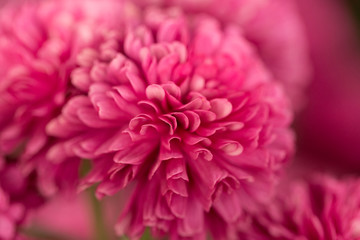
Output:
[135,0,311,109]
[296,0,360,170]
[0,1,136,237]
[48,6,294,239]
[237,175,360,240]
[0,0,133,159]
[242,0,310,110]
[0,187,24,240]
[0,0,137,195]
[0,157,42,240]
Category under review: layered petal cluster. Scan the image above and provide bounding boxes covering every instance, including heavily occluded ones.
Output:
[0,0,133,161]
[0,0,135,236]
[0,0,139,199]
[135,0,311,109]
[237,175,360,240]
[48,6,294,239]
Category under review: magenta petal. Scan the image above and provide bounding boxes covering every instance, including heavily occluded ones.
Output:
[155,198,174,221]
[159,114,177,135]
[210,98,233,119]
[92,97,124,120]
[177,199,204,237]
[171,112,190,129]
[213,191,242,223]
[215,140,244,156]
[168,194,187,218]
[77,107,117,128]
[167,178,188,197]
[96,167,137,198]
[165,158,188,181]
[95,131,133,154]
[182,132,211,146]
[146,84,166,101]
[113,85,137,101]
[162,83,182,99]
[183,111,201,132]
[114,142,155,165]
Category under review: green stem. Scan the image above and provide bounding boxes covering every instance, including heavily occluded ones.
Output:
[140,228,153,240]
[88,187,111,240]
[20,227,76,240]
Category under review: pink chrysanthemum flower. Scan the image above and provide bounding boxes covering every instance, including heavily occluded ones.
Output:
[237,175,360,240]
[0,0,133,159]
[0,0,137,195]
[48,6,293,239]
[135,0,311,110]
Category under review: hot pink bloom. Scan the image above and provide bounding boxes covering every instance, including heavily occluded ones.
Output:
[237,175,360,240]
[135,0,311,109]
[0,1,136,236]
[48,6,294,239]
[0,0,133,160]
[0,0,137,196]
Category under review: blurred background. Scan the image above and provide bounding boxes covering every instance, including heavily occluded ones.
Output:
[295,0,360,173]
